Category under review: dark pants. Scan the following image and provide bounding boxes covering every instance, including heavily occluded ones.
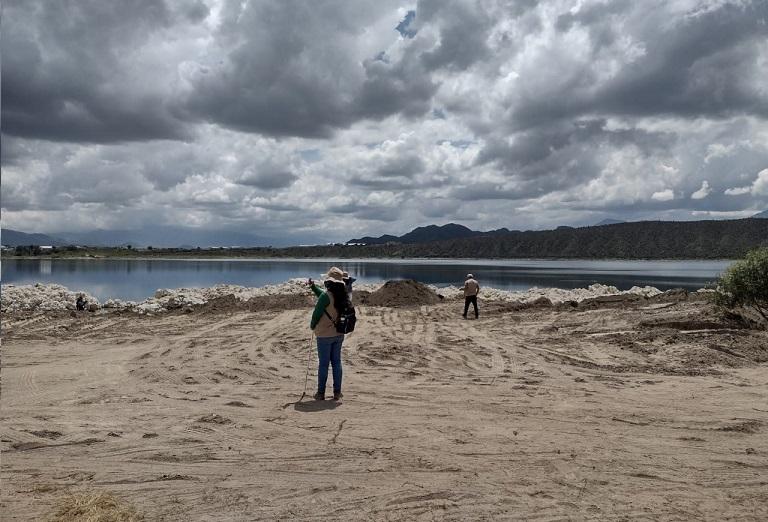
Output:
[316,335,344,394]
[463,295,478,318]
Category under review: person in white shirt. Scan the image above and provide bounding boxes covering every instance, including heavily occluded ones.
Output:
[462,273,480,319]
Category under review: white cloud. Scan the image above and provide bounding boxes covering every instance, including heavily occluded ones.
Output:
[651,189,675,202]
[724,186,751,195]
[750,168,768,196]
[704,143,736,163]
[691,210,756,218]
[691,180,711,200]
[2,0,768,239]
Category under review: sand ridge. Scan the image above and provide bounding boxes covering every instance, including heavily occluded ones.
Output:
[1,293,767,520]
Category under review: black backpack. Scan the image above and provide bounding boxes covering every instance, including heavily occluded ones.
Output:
[325,301,357,334]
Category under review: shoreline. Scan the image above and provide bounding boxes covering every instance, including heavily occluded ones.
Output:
[3,254,740,262]
[2,279,705,315]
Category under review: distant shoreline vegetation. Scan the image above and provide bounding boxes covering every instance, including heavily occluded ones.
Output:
[5,218,767,261]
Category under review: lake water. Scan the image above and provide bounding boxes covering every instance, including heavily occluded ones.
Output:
[1,258,733,302]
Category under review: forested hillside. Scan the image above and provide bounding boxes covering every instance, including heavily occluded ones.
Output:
[283,219,768,259]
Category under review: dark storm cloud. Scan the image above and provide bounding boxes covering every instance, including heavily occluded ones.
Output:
[348,174,447,191]
[3,0,768,238]
[0,136,29,166]
[484,120,673,165]
[554,0,631,33]
[477,119,674,195]
[5,0,765,147]
[470,1,768,209]
[237,168,298,190]
[494,0,539,18]
[138,145,214,192]
[253,202,302,212]
[417,197,457,218]
[355,55,439,122]
[342,140,436,191]
[184,0,438,138]
[1,0,200,143]
[326,201,402,221]
[596,2,768,119]
[448,182,534,201]
[232,152,302,190]
[510,0,768,133]
[377,155,425,178]
[349,178,418,190]
[417,0,493,71]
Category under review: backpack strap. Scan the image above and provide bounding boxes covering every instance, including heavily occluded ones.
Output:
[324,309,338,327]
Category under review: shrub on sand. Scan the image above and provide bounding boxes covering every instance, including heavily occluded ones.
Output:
[713,247,768,322]
[47,491,142,522]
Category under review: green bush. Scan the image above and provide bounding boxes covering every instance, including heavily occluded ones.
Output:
[713,247,768,321]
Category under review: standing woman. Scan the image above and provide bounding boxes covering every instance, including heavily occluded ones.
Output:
[308,266,349,400]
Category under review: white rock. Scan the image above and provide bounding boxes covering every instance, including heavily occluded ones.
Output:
[1,280,670,313]
[429,282,664,304]
[0,284,101,312]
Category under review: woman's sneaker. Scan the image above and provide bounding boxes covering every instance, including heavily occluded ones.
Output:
[333,391,343,400]
[313,392,325,401]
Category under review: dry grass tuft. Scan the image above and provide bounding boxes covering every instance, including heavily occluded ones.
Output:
[48,491,142,522]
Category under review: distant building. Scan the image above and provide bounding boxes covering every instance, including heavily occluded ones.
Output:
[39,245,54,252]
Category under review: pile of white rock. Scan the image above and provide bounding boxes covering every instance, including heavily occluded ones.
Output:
[105,279,384,314]
[1,283,100,312]
[124,279,385,313]
[431,283,663,304]
[2,280,670,314]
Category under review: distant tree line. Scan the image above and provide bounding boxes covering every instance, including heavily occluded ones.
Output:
[11,245,82,255]
[13,245,44,256]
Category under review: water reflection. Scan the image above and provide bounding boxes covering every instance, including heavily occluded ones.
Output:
[40,259,52,275]
[1,258,732,302]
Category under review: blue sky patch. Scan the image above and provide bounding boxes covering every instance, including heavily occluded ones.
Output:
[396,10,417,38]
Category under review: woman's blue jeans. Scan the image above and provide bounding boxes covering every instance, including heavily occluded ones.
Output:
[316,335,344,394]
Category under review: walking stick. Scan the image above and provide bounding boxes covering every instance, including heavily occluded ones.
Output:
[298,332,314,402]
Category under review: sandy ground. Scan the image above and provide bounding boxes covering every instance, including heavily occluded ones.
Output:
[2,295,768,520]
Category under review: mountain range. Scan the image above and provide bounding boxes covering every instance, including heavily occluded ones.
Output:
[282,217,768,260]
[3,210,767,251]
[348,213,766,245]
[594,218,626,226]
[347,223,514,245]
[0,227,317,248]
[1,229,65,247]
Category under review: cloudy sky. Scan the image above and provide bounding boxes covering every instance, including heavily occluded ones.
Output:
[3,0,768,243]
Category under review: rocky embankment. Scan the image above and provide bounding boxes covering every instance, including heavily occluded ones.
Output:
[2,279,703,314]
[1,284,101,313]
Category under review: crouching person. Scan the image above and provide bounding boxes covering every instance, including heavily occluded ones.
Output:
[308,266,349,401]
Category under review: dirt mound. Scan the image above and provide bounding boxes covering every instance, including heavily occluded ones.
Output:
[198,294,240,313]
[246,294,314,312]
[578,293,645,309]
[639,304,750,331]
[351,289,372,305]
[198,293,314,314]
[364,280,442,307]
